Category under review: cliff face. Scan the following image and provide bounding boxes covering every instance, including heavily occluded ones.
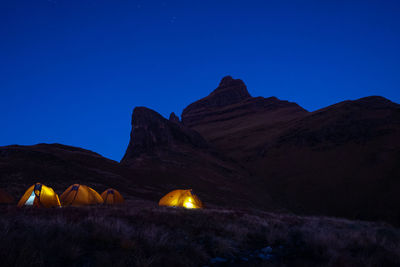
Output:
[120,106,273,209]
[121,106,208,164]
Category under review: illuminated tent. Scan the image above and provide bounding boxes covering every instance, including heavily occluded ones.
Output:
[0,188,14,204]
[60,184,103,206]
[159,189,203,209]
[101,188,125,205]
[17,183,61,208]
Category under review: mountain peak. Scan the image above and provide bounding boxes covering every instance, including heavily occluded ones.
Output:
[212,76,250,99]
[121,107,208,164]
[217,75,246,88]
[181,76,251,121]
[169,112,180,123]
[181,76,308,127]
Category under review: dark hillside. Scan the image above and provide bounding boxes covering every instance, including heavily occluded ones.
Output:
[0,202,399,267]
[181,77,400,225]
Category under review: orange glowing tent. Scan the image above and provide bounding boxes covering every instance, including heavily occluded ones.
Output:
[60,184,103,206]
[17,183,61,208]
[159,189,203,209]
[101,188,125,204]
[0,188,14,204]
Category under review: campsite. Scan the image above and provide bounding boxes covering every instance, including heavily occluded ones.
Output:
[1,73,400,266]
[2,1,400,266]
[1,183,400,266]
[1,193,400,266]
[11,183,202,209]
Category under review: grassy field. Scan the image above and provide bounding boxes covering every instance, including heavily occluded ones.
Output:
[0,200,399,267]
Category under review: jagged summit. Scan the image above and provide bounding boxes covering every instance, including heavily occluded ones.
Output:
[181,76,251,119]
[119,105,252,201]
[169,112,180,123]
[121,107,208,164]
[218,75,234,86]
[209,75,251,104]
[217,75,248,90]
[181,76,306,127]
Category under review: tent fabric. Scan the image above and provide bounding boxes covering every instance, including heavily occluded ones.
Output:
[60,184,104,206]
[17,183,61,208]
[0,188,14,204]
[159,189,203,209]
[101,188,124,204]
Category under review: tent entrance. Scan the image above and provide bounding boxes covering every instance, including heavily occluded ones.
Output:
[25,191,36,206]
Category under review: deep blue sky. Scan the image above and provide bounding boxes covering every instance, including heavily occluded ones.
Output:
[1,0,399,161]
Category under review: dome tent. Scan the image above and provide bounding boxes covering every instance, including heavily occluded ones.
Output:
[60,184,103,206]
[0,188,14,204]
[17,183,61,208]
[159,189,203,209]
[101,188,124,204]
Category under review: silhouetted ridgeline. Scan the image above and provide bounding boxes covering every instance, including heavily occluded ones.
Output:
[1,76,399,225]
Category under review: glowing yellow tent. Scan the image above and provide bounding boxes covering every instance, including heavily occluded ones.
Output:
[101,188,125,205]
[159,189,203,209]
[17,183,61,208]
[60,184,103,206]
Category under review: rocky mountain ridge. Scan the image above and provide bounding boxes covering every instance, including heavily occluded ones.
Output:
[1,76,399,225]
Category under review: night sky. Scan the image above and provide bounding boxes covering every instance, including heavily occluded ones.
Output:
[1,0,399,161]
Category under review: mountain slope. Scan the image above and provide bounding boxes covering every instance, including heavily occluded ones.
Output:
[182,76,308,161]
[251,96,400,222]
[120,106,274,208]
[181,76,400,224]
[0,143,154,200]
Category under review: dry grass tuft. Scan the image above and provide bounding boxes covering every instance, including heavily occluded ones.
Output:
[0,200,399,266]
